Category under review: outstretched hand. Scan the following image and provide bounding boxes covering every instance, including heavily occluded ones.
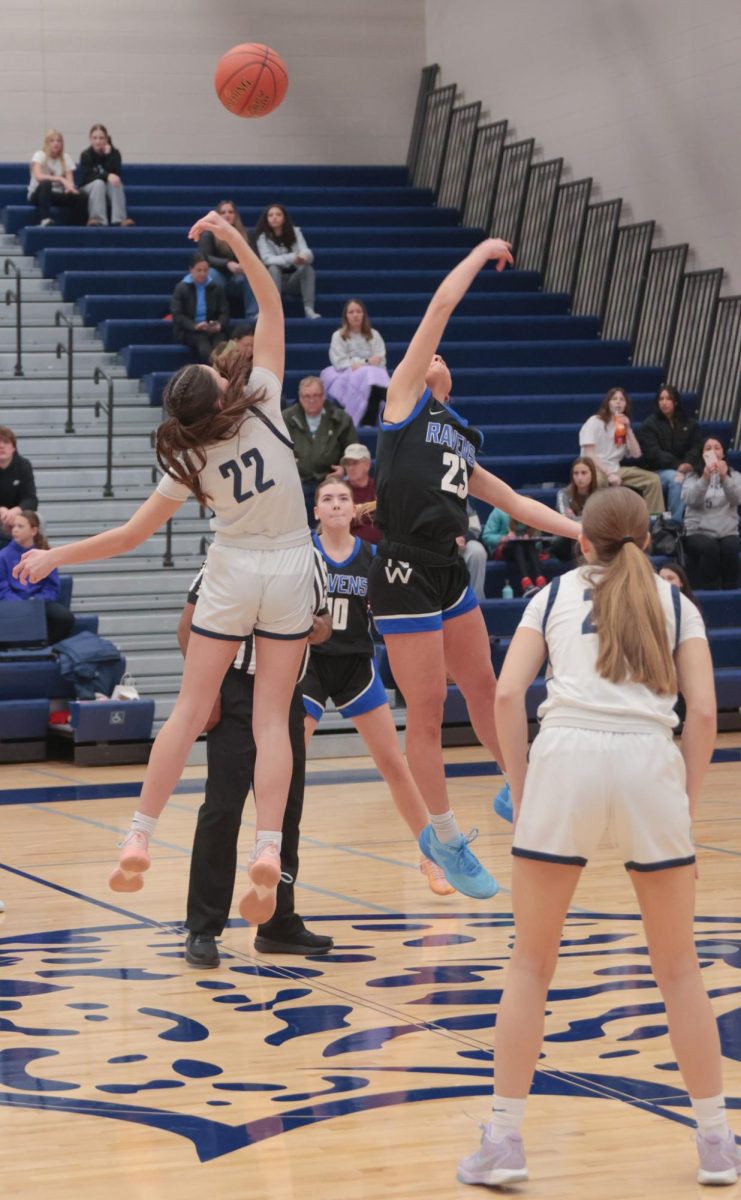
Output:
[13,548,54,586]
[188,210,233,243]
[479,238,514,271]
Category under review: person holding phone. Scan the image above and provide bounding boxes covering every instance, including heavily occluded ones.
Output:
[681,437,741,590]
[170,252,230,363]
[78,124,135,227]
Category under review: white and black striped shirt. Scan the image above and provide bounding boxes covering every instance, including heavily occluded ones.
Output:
[187,545,328,678]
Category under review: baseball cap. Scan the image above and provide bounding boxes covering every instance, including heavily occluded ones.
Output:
[341,443,371,463]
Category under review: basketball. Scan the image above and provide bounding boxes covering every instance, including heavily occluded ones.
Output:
[214,42,288,118]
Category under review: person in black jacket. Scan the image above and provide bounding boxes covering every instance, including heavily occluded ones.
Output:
[198,199,257,320]
[637,383,703,520]
[0,426,38,548]
[170,253,230,362]
[78,124,134,227]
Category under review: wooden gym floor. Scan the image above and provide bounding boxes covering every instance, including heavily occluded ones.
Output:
[0,737,739,1199]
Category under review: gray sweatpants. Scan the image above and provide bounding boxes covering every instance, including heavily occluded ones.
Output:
[83,178,128,224]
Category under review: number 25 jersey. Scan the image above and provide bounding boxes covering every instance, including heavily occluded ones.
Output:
[157,366,309,550]
[374,388,482,552]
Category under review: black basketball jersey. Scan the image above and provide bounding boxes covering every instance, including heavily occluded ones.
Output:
[374,389,483,552]
[312,533,375,657]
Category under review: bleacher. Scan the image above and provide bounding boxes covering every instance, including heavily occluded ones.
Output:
[1,72,739,757]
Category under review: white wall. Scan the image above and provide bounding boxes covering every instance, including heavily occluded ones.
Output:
[426,0,741,291]
[0,0,425,165]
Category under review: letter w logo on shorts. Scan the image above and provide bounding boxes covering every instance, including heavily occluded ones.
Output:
[385,561,412,585]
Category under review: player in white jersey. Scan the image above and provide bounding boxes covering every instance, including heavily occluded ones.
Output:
[458,487,741,1188]
[14,210,314,924]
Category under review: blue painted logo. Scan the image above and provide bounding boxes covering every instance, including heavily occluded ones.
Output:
[1,912,739,1161]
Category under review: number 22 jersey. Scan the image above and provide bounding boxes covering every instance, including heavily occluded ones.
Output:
[374,388,483,553]
[157,366,309,550]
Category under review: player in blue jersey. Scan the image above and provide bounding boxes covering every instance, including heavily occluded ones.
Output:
[367,238,581,898]
[305,477,454,895]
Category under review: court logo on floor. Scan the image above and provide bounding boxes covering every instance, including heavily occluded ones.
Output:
[1,912,739,1161]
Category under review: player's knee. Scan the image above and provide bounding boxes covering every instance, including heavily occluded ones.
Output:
[510,944,558,986]
[649,950,700,993]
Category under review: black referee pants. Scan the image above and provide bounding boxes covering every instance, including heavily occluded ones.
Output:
[185,667,307,939]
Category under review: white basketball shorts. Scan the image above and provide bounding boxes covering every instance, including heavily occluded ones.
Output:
[191,540,314,641]
[512,726,695,871]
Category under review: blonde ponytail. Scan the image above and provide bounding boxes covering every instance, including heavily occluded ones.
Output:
[582,489,676,695]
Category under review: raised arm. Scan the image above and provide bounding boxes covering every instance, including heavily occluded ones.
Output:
[384,238,513,422]
[469,463,581,540]
[494,626,547,821]
[189,211,284,380]
[14,491,184,585]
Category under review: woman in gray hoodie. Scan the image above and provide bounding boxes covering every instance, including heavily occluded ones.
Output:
[682,436,741,589]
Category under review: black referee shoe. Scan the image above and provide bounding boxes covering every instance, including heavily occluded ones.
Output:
[253,925,333,956]
[184,932,220,969]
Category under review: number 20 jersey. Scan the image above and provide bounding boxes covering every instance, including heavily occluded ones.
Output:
[374,388,483,552]
[156,366,309,550]
[312,534,376,658]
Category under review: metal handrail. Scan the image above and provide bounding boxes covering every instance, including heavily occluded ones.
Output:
[3,258,23,377]
[54,310,76,433]
[162,519,174,567]
[93,367,115,497]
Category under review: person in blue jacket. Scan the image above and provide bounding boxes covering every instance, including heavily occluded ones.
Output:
[0,510,74,643]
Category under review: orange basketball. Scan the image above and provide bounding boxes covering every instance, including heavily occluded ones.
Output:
[214,43,288,118]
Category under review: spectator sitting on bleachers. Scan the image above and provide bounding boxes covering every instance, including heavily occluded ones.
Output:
[171,252,230,363]
[341,443,381,545]
[551,455,601,561]
[659,562,700,610]
[255,203,320,319]
[283,376,357,517]
[0,426,38,549]
[459,503,487,601]
[320,299,390,426]
[637,383,702,521]
[28,129,87,227]
[579,387,664,515]
[482,508,548,597]
[199,199,258,320]
[78,124,135,228]
[681,436,741,591]
[0,510,74,643]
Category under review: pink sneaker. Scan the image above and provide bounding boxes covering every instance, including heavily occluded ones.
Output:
[109,831,150,893]
[419,856,456,896]
[238,843,282,925]
[457,1124,528,1187]
[696,1128,741,1185]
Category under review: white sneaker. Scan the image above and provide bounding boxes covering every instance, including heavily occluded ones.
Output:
[40,218,54,227]
[304,307,322,320]
[0,899,5,912]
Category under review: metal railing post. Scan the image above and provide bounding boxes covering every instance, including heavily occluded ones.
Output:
[3,258,23,377]
[93,367,115,497]
[162,518,174,567]
[54,310,76,433]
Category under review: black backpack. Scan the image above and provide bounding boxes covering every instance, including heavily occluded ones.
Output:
[651,516,686,566]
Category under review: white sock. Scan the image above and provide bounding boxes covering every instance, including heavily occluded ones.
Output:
[691,1093,729,1137]
[254,830,282,856]
[130,811,157,839]
[489,1094,527,1140]
[430,810,460,844]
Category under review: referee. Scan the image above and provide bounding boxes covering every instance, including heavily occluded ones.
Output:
[178,544,334,966]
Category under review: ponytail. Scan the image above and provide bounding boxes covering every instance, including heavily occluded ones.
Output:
[582,489,676,695]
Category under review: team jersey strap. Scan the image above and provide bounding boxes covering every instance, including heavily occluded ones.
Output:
[541,574,562,634]
[249,404,295,450]
[671,583,681,648]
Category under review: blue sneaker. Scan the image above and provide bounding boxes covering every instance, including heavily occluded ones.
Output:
[493,781,513,824]
[418,825,498,899]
